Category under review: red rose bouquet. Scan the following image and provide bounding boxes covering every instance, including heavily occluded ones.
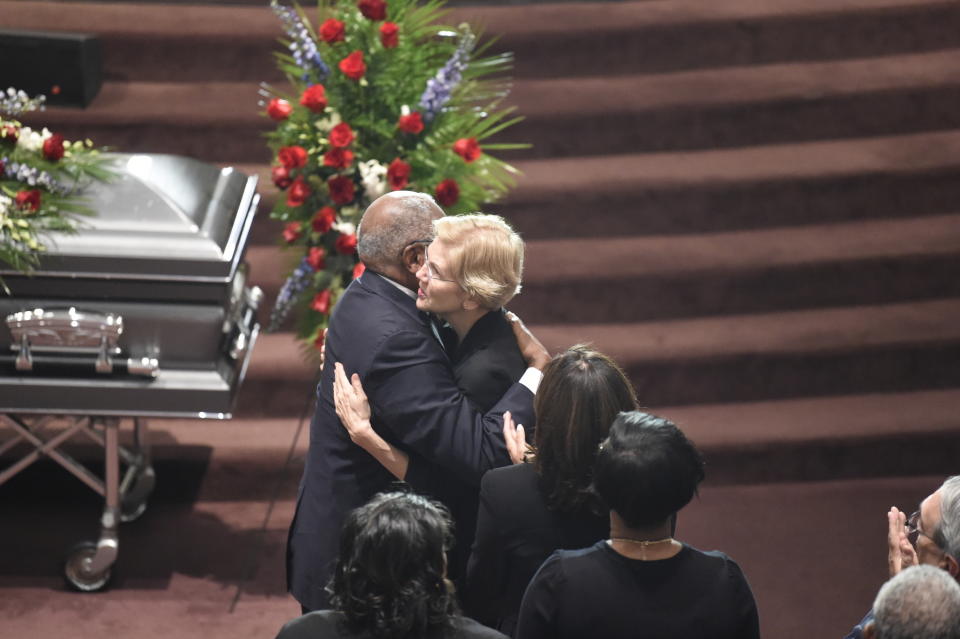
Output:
[0,88,113,288]
[263,0,527,351]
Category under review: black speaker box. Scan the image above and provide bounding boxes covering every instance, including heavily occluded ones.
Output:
[0,29,102,108]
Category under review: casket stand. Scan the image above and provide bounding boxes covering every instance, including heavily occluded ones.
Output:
[0,153,262,591]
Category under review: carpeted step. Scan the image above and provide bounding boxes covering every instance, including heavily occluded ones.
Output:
[506,49,960,158]
[235,129,960,241]
[239,298,960,411]
[661,390,960,485]
[25,48,960,163]
[244,214,960,326]
[7,0,960,82]
[529,298,960,405]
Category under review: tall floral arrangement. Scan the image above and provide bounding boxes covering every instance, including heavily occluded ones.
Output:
[263,0,526,352]
[0,88,113,286]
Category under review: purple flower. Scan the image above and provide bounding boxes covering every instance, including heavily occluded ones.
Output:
[0,88,45,117]
[419,31,475,122]
[271,1,329,82]
[269,256,314,332]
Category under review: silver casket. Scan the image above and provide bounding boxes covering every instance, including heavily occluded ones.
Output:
[0,153,261,417]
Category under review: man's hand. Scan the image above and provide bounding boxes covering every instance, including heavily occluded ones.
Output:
[887,506,918,577]
[505,311,550,371]
[503,411,528,465]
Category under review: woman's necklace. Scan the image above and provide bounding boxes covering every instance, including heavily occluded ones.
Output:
[609,536,673,546]
[608,536,676,560]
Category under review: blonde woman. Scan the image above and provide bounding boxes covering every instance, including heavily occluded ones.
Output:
[335,213,530,585]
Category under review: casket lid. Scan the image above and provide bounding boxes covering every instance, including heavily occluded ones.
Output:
[7,153,258,282]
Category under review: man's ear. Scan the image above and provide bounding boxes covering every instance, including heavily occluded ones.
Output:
[944,552,960,578]
[401,242,426,274]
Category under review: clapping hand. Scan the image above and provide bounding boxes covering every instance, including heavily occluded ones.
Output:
[887,506,918,577]
[503,411,532,465]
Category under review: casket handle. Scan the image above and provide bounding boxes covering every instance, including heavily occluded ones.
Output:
[229,286,263,361]
[5,308,156,378]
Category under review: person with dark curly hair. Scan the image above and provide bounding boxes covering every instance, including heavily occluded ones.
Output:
[515,411,760,639]
[460,345,637,635]
[277,491,507,639]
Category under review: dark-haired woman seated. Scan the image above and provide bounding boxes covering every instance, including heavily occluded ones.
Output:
[515,412,760,639]
[460,346,637,635]
[276,492,506,639]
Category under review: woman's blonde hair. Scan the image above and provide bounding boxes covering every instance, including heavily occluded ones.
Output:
[432,214,523,309]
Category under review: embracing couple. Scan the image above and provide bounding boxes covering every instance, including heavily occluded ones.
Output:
[286,190,548,612]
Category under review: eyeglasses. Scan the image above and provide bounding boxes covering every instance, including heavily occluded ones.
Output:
[399,238,431,257]
[423,246,456,283]
[907,510,938,548]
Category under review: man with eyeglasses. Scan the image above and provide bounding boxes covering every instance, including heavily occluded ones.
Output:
[844,475,960,639]
[286,191,549,613]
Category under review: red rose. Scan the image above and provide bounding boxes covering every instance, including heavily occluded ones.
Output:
[272,165,293,189]
[380,22,399,48]
[319,18,345,43]
[283,221,302,243]
[387,158,411,190]
[278,145,309,170]
[42,133,65,162]
[306,246,326,270]
[15,189,42,212]
[397,111,424,134]
[287,176,312,207]
[300,84,327,113]
[453,137,481,163]
[266,98,293,121]
[358,0,386,20]
[352,261,366,279]
[323,148,354,170]
[312,206,336,233]
[311,289,332,314]
[1,123,17,145]
[434,179,459,207]
[339,51,366,80]
[327,175,356,205]
[329,122,354,148]
[335,233,358,255]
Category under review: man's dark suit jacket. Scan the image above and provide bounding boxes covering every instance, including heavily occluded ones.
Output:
[286,271,535,611]
[463,463,609,636]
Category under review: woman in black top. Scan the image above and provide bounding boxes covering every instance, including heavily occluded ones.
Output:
[461,346,637,635]
[515,412,760,639]
[276,492,506,639]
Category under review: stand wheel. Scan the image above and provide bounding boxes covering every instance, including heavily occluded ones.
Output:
[121,464,156,523]
[63,542,113,592]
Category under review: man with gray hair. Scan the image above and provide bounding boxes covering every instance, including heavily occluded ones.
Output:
[863,566,960,639]
[286,191,547,612]
[845,475,960,638]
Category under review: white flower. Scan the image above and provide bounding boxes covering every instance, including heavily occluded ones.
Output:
[17,127,44,152]
[358,159,387,200]
[333,220,356,236]
[314,109,342,133]
[400,104,411,116]
[0,193,11,219]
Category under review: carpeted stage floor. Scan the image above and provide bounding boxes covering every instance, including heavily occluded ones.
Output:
[3,0,960,637]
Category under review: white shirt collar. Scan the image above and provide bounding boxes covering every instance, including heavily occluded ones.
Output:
[373,271,417,300]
